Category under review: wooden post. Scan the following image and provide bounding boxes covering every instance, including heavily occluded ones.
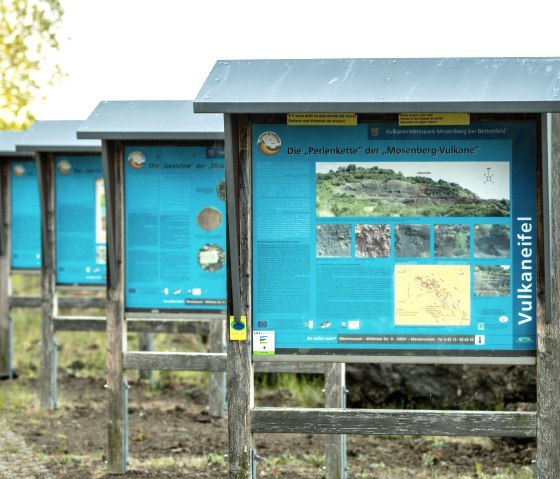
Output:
[208,318,226,418]
[107,285,127,474]
[324,363,347,479]
[0,161,12,379]
[37,153,57,410]
[226,114,254,479]
[104,141,128,474]
[537,112,560,476]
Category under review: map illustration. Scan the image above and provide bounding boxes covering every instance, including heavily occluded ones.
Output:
[395,265,471,326]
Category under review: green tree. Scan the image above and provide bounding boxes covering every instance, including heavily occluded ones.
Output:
[0,0,64,129]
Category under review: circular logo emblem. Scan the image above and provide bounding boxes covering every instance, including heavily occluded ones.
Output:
[231,322,245,331]
[13,164,25,177]
[128,151,146,169]
[257,131,281,156]
[57,159,72,174]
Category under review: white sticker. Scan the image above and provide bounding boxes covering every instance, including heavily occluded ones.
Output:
[199,250,219,263]
[253,331,275,355]
[475,335,485,346]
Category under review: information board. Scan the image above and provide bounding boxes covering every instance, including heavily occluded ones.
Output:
[124,145,226,312]
[252,121,537,355]
[55,155,106,285]
[11,160,41,269]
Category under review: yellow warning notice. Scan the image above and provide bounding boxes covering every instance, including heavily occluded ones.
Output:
[229,315,247,341]
[288,113,357,126]
[398,113,470,126]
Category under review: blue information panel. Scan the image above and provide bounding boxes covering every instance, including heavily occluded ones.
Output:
[124,145,226,312]
[55,155,106,285]
[252,121,537,356]
[11,160,41,269]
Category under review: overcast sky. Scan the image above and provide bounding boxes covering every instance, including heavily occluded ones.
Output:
[35,0,560,120]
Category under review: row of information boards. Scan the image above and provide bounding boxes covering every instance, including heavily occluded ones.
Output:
[4,138,227,309]
[0,115,228,420]
[2,110,541,361]
[10,156,107,284]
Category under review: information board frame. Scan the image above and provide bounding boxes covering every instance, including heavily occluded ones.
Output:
[120,140,227,317]
[194,56,560,479]
[0,160,5,258]
[10,158,42,271]
[247,113,542,365]
[1,132,41,380]
[100,135,229,473]
[54,152,106,287]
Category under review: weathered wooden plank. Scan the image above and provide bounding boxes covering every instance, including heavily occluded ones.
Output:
[52,316,216,334]
[325,364,346,479]
[37,153,57,410]
[103,140,118,291]
[208,319,226,417]
[0,161,11,378]
[107,285,127,474]
[537,112,560,476]
[10,296,42,308]
[10,295,106,309]
[227,114,254,479]
[125,311,225,320]
[104,142,128,474]
[54,316,106,331]
[251,408,537,437]
[58,296,106,309]
[254,362,324,374]
[253,354,535,366]
[127,318,210,334]
[124,351,227,371]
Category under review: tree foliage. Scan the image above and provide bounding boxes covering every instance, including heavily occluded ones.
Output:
[0,0,64,129]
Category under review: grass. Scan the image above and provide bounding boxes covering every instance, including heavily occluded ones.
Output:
[255,371,325,407]
[0,379,37,411]
[207,453,227,467]
[35,451,106,478]
[260,452,327,478]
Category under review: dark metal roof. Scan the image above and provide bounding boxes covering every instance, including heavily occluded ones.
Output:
[16,120,101,153]
[193,57,560,113]
[77,100,224,140]
[0,130,34,157]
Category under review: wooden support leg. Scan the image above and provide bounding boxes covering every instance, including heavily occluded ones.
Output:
[208,319,226,418]
[325,363,347,479]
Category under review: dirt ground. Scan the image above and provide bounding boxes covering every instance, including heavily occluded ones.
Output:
[0,375,536,479]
